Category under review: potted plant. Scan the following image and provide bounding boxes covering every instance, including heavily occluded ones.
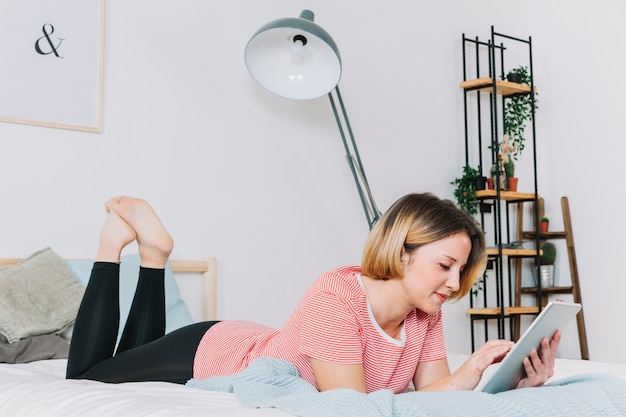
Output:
[506,67,524,83]
[537,241,556,288]
[540,215,549,233]
[450,164,482,216]
[504,157,517,192]
[489,163,497,188]
[451,164,486,296]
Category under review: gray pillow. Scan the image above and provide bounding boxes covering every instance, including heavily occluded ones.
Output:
[0,247,85,343]
[0,333,69,363]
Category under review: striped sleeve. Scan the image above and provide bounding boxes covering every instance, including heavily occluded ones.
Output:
[298,289,364,364]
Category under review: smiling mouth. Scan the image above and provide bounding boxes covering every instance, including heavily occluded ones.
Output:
[435,292,449,302]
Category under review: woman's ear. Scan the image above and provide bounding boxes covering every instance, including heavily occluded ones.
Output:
[400,248,411,267]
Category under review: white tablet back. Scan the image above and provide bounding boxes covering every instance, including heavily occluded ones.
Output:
[479,301,581,394]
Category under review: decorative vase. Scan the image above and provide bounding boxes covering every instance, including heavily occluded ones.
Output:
[475,176,487,190]
[534,265,555,288]
[507,72,523,83]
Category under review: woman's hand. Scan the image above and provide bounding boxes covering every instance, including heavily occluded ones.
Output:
[515,330,561,389]
[439,340,514,391]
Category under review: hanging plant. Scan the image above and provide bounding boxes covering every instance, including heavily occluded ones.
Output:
[503,65,538,160]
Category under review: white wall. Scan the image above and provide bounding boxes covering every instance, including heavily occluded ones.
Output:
[528,0,626,364]
[0,0,623,364]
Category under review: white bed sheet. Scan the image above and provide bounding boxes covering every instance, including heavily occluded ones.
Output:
[2,356,626,416]
[0,359,292,417]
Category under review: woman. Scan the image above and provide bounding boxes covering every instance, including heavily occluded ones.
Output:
[67,193,560,393]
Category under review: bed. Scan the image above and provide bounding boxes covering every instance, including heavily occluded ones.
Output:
[1,250,626,417]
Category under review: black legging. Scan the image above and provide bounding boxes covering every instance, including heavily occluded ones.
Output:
[66,262,218,384]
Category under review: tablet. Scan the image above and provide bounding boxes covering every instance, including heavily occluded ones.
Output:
[479,301,582,394]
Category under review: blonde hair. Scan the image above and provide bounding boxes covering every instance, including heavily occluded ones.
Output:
[361,193,486,300]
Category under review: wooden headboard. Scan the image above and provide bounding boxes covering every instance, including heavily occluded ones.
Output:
[0,257,217,322]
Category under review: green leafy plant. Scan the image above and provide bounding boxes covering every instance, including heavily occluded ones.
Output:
[471,272,486,297]
[540,215,549,224]
[450,164,481,216]
[503,65,538,160]
[540,241,557,265]
[450,164,487,297]
[451,164,486,296]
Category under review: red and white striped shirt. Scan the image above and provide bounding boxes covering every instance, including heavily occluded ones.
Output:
[193,266,446,393]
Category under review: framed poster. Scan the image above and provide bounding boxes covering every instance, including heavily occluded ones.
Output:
[0,0,105,132]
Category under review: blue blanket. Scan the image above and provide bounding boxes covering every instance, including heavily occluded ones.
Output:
[187,358,626,417]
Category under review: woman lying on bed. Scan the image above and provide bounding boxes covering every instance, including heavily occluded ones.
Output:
[66,193,560,394]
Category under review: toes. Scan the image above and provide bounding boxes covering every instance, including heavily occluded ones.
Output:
[104,196,127,214]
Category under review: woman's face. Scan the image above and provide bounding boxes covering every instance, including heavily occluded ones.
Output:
[399,232,471,315]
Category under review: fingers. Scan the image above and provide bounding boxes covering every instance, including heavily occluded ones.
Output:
[491,340,515,363]
[484,339,515,350]
[517,351,542,388]
[472,340,514,369]
[549,330,562,355]
[478,340,514,358]
[517,335,559,389]
[457,340,515,390]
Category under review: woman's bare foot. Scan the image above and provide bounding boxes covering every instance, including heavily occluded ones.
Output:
[97,209,137,263]
[105,196,174,269]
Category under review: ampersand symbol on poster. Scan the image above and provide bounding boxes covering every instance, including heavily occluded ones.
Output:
[34,24,65,58]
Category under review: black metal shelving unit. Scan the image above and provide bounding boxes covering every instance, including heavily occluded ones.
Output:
[460,26,542,351]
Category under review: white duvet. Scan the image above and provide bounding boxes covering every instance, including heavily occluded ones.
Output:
[2,356,626,417]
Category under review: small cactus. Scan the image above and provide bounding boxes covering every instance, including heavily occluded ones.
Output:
[540,242,557,265]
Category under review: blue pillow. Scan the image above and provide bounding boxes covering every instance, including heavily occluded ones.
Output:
[65,254,194,342]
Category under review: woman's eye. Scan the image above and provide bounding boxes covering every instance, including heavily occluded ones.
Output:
[439,263,451,271]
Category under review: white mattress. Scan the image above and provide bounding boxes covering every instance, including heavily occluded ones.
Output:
[2,356,626,416]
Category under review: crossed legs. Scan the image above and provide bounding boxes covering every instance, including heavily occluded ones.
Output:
[66,197,216,384]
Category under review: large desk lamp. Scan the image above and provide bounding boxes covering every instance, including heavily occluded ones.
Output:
[244,10,382,229]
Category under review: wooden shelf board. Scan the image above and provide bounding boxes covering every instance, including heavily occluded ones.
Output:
[467,306,540,316]
[486,247,540,257]
[520,286,574,294]
[476,190,537,202]
[522,231,568,240]
[460,78,536,96]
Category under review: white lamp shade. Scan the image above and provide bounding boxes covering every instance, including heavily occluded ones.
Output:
[244,10,342,100]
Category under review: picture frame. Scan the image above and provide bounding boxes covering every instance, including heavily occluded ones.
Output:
[0,0,105,133]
